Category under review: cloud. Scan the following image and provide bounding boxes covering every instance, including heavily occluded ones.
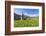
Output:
[15,11,22,15]
[15,11,38,17]
[24,12,38,17]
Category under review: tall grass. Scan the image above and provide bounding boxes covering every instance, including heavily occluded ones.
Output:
[14,18,39,27]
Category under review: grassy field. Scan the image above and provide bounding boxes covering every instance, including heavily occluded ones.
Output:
[14,18,39,27]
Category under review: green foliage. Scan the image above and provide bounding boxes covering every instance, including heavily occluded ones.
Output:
[14,18,39,27]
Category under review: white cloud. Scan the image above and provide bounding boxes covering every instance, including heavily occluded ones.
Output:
[15,11,22,15]
[24,12,38,17]
[15,12,38,17]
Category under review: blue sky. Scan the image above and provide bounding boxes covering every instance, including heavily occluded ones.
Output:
[14,8,39,17]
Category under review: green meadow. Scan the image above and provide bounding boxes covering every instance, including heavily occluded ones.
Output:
[14,18,39,27]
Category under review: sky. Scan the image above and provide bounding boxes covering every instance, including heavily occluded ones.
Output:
[14,8,39,17]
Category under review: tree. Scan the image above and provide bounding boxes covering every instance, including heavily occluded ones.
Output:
[22,11,24,20]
